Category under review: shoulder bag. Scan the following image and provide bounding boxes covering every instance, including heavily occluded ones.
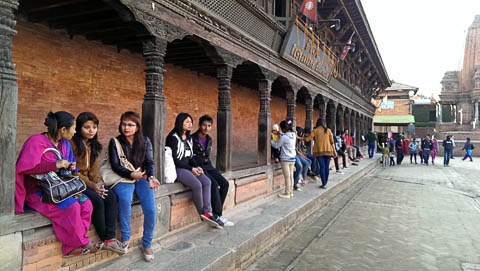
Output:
[31,148,87,204]
[100,138,136,188]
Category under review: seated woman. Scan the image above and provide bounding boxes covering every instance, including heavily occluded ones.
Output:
[109,111,160,262]
[70,112,123,253]
[166,113,222,228]
[15,111,99,257]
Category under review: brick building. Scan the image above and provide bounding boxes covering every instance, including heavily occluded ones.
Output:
[373,81,417,139]
[437,15,480,155]
[0,0,390,269]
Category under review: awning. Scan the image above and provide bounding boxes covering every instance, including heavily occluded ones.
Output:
[373,115,415,124]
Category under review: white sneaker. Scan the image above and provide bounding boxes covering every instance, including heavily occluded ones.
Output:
[219,216,234,227]
[336,171,344,174]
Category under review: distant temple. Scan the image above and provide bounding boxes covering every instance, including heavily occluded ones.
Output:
[438,15,480,129]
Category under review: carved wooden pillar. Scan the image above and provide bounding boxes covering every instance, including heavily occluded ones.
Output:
[216,65,233,172]
[319,97,329,125]
[142,36,167,182]
[327,102,337,132]
[286,90,296,128]
[258,79,272,165]
[0,0,18,217]
[305,95,314,152]
[337,106,344,132]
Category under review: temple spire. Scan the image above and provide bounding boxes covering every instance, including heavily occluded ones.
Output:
[460,15,480,91]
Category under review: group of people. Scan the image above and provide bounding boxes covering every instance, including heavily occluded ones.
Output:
[15,111,234,262]
[377,133,475,167]
[270,118,368,198]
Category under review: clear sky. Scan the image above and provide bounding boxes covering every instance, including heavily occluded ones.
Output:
[361,0,480,97]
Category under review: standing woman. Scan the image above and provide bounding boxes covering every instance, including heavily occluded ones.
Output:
[304,119,337,189]
[271,120,296,198]
[71,112,123,253]
[109,111,160,262]
[166,113,222,228]
[16,111,97,257]
[408,139,419,164]
[431,135,439,165]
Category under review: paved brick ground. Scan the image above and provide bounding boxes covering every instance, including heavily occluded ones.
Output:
[248,156,480,271]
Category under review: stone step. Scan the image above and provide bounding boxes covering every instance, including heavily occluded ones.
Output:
[92,157,378,271]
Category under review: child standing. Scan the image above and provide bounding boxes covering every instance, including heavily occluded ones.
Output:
[378,143,389,167]
[271,120,296,198]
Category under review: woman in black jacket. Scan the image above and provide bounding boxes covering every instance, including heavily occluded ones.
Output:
[109,111,160,262]
[166,113,221,228]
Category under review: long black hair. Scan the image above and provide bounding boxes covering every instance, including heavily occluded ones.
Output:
[118,111,146,168]
[168,112,193,139]
[315,118,328,133]
[279,119,294,133]
[72,112,103,165]
[44,111,75,140]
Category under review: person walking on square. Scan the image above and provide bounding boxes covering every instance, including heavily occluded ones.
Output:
[431,135,439,165]
[166,113,222,228]
[408,139,419,164]
[378,143,389,167]
[366,128,377,158]
[451,135,456,159]
[443,135,453,166]
[462,137,474,162]
[421,135,433,165]
[271,120,296,198]
[304,119,337,189]
[395,136,405,165]
[109,111,160,261]
[192,115,234,227]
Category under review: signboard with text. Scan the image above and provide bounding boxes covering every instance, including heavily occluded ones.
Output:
[280,19,339,82]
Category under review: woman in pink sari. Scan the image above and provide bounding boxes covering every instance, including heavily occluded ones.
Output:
[431,135,439,165]
[16,111,99,257]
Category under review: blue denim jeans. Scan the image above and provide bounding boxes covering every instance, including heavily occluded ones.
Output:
[294,155,312,188]
[317,156,332,186]
[368,142,375,158]
[305,153,317,174]
[113,178,156,248]
[444,149,451,165]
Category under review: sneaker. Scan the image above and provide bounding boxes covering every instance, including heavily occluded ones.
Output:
[319,185,327,189]
[118,241,129,255]
[104,239,125,254]
[336,170,344,174]
[352,162,359,166]
[294,186,302,191]
[278,193,292,198]
[343,166,349,169]
[218,216,234,227]
[212,215,225,228]
[200,213,222,229]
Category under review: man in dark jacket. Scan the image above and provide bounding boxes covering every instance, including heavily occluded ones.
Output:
[191,115,234,227]
[366,129,377,159]
[442,136,454,166]
[421,135,434,165]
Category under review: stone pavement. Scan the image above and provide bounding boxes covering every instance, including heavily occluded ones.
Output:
[92,156,377,271]
[248,156,480,271]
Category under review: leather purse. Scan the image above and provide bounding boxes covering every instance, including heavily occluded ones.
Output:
[100,138,136,188]
[31,148,87,204]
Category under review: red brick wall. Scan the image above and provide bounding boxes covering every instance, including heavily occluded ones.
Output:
[374,99,411,116]
[13,19,145,153]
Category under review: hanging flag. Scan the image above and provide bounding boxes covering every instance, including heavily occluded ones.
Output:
[339,31,355,60]
[299,0,318,22]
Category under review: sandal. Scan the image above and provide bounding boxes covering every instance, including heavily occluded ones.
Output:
[142,247,154,262]
[86,240,104,254]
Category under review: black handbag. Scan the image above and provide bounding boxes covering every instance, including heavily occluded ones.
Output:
[31,148,87,204]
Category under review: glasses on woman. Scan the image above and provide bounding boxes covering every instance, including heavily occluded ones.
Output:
[121,123,136,128]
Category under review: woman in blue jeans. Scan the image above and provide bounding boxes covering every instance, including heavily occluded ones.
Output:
[109,111,160,262]
[294,127,312,190]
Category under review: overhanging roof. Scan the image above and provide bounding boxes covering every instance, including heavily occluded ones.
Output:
[374,115,415,124]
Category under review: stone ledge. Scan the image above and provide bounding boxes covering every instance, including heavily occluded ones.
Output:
[93,156,379,271]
